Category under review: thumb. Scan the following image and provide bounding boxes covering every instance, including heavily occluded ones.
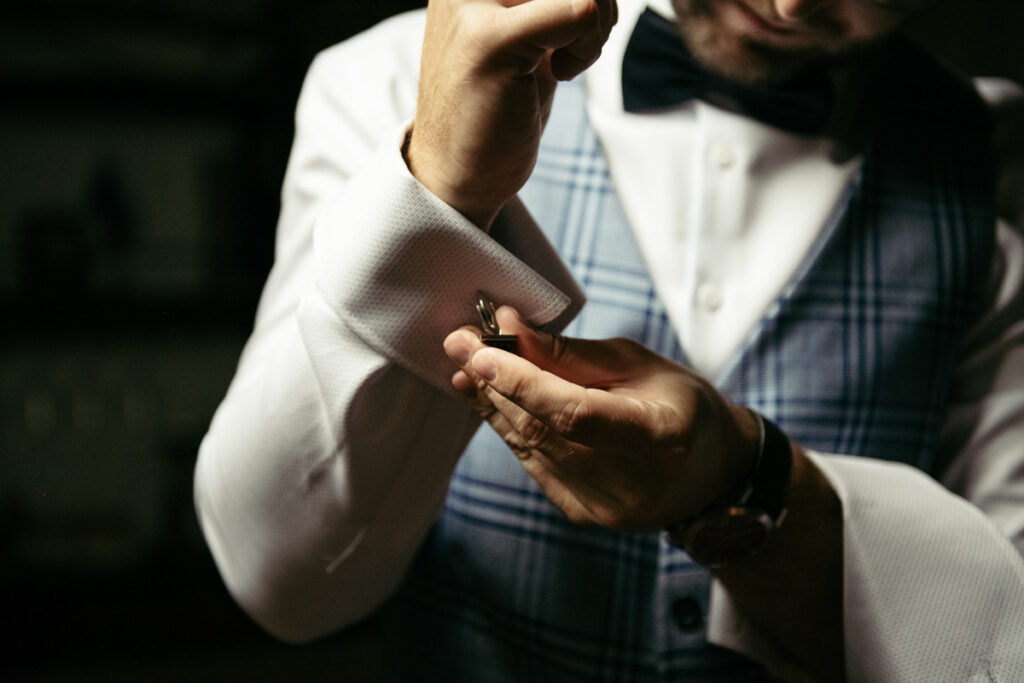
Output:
[494,306,634,388]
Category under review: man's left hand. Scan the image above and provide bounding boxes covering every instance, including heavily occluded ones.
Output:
[443,306,760,532]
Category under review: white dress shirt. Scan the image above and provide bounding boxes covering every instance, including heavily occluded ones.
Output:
[589,0,862,379]
[194,4,1024,680]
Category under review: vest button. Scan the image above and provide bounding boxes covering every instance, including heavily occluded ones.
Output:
[671,596,703,632]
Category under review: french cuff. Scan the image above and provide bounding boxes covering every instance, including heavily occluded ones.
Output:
[709,451,1024,682]
[312,123,585,394]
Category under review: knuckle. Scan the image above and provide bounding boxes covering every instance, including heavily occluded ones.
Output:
[567,0,600,24]
[565,505,589,528]
[504,365,532,398]
[549,333,571,364]
[475,401,498,422]
[497,425,533,461]
[553,396,590,437]
[651,403,690,445]
[563,506,590,526]
[516,413,552,451]
[596,507,633,533]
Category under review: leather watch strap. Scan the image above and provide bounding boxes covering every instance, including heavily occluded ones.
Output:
[663,411,793,566]
[750,413,792,523]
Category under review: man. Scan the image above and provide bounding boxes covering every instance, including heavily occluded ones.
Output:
[194,0,1024,680]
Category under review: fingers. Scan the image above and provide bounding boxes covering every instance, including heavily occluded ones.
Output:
[446,308,660,444]
[444,307,668,530]
[470,343,654,455]
[443,313,648,453]
[447,328,600,498]
[444,325,608,449]
[497,0,617,79]
[492,306,642,388]
[444,329,620,525]
[446,326,530,433]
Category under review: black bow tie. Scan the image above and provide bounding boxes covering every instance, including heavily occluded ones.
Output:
[621,8,833,135]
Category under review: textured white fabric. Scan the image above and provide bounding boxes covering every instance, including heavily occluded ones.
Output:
[817,454,1024,682]
[708,453,1024,683]
[194,2,1024,676]
[314,131,582,393]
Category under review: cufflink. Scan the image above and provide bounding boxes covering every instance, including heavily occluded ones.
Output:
[476,291,518,353]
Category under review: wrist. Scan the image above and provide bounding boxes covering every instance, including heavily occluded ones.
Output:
[665,411,793,568]
[403,125,506,229]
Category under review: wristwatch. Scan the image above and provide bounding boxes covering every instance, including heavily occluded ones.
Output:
[665,412,792,568]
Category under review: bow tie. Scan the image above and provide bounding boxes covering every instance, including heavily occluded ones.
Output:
[621,8,833,135]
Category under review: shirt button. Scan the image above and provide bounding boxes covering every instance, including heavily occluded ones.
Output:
[709,142,736,169]
[696,282,724,312]
[671,596,703,632]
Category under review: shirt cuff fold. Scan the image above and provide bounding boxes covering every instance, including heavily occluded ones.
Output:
[311,124,585,394]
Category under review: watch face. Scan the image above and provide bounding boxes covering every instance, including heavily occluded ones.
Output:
[683,506,773,568]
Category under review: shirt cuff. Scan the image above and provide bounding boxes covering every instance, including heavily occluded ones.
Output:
[708,451,1024,682]
[311,124,585,394]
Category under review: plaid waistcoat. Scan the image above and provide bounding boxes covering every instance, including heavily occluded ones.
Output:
[385,42,994,682]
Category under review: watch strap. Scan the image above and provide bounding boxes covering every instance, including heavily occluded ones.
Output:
[749,413,791,523]
[663,411,793,561]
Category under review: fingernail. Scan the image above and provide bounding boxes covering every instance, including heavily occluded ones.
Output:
[473,350,498,382]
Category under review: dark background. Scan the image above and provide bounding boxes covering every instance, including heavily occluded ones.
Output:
[1,1,1020,680]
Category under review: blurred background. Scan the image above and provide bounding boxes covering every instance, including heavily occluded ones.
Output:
[1,0,1020,680]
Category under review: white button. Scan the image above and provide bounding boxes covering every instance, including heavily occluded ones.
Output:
[709,142,736,170]
[696,282,724,312]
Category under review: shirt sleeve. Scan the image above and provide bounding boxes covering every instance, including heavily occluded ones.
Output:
[707,82,1024,682]
[193,11,583,643]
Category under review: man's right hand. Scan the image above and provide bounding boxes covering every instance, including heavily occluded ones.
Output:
[406,0,617,228]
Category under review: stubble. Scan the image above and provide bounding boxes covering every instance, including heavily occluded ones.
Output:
[670,0,899,85]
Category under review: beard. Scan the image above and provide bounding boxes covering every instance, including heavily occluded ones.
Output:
[670,0,901,85]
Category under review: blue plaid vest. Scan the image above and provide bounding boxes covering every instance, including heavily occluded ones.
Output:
[385,42,994,681]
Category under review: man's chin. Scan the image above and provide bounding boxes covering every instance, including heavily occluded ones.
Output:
[683,23,829,85]
[671,0,898,86]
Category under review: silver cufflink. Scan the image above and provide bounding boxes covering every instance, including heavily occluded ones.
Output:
[476,291,518,353]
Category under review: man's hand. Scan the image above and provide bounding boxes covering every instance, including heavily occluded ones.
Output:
[443,306,760,531]
[407,0,617,228]
[444,307,845,678]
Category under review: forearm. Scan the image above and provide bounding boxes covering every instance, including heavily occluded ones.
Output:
[195,283,483,641]
[197,132,583,645]
[195,4,602,642]
[711,447,844,682]
[708,448,1024,683]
